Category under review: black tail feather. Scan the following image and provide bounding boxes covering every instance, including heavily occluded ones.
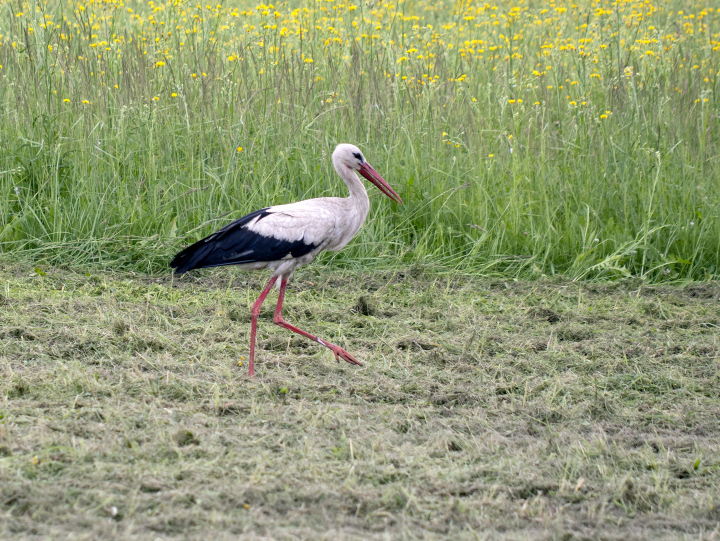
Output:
[170,240,216,274]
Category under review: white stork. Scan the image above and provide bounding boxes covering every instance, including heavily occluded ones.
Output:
[170,144,403,376]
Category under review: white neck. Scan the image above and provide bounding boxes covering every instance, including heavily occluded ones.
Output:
[334,160,370,213]
[325,157,372,249]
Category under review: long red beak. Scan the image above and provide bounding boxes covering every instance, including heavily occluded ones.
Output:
[358,162,403,204]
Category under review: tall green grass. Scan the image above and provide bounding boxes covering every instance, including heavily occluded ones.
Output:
[0,0,718,280]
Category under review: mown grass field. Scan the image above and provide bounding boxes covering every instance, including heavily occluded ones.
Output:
[1,263,719,539]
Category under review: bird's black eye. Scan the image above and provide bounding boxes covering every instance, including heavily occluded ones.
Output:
[352,152,363,162]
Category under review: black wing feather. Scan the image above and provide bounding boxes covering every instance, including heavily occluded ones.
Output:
[170,208,318,274]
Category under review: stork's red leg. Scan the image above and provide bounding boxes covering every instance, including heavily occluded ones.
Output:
[273,276,363,367]
[248,276,278,376]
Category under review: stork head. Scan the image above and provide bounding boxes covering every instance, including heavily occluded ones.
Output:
[332,144,403,204]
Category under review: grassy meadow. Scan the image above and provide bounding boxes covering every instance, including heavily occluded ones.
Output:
[0,0,718,279]
[2,0,720,539]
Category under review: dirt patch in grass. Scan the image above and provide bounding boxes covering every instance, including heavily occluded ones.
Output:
[1,263,719,539]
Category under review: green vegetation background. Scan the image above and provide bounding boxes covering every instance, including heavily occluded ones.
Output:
[0,0,718,280]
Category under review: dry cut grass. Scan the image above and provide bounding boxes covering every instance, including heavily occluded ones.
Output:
[1,263,720,539]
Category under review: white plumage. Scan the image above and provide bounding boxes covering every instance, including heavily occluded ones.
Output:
[171,144,403,376]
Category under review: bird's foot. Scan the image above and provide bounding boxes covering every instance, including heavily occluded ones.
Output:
[323,342,363,367]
